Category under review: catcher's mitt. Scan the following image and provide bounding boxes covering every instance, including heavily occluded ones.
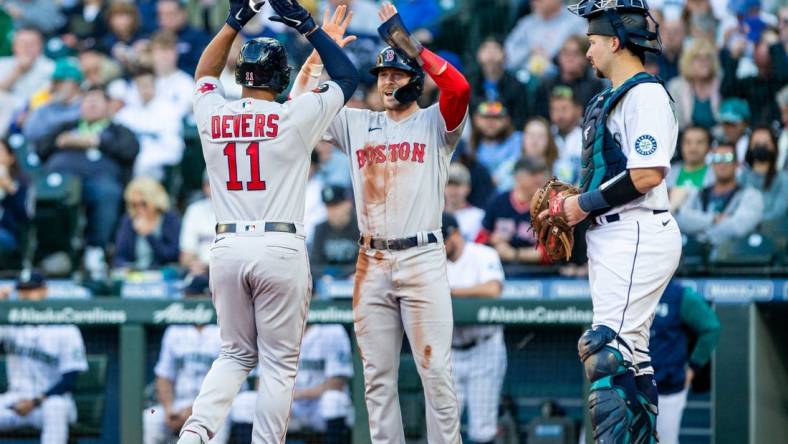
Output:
[530,177,581,262]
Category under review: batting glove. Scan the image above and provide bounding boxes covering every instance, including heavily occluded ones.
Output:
[226,0,263,31]
[268,0,318,35]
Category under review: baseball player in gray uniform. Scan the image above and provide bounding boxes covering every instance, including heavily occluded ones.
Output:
[145,324,228,444]
[290,3,471,442]
[0,271,88,444]
[549,1,682,442]
[443,213,507,444]
[177,0,359,443]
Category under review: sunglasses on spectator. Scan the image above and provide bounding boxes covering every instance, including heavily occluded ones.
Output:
[476,101,507,117]
[711,152,735,164]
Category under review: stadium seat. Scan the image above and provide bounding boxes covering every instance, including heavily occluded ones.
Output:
[32,173,82,274]
[679,234,708,272]
[0,354,108,440]
[710,234,778,268]
[759,219,788,266]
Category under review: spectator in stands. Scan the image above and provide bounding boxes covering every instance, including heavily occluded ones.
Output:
[548,86,583,184]
[36,86,139,279]
[477,157,546,264]
[494,116,558,192]
[156,0,211,75]
[0,0,65,35]
[115,68,184,180]
[504,0,585,77]
[59,0,108,49]
[676,142,764,246]
[392,0,442,42]
[0,139,29,267]
[0,270,87,444]
[315,140,352,188]
[99,2,146,74]
[310,185,359,279]
[145,320,228,444]
[455,140,496,210]
[470,101,521,187]
[23,58,83,149]
[534,35,605,118]
[442,212,507,444]
[148,31,195,119]
[468,37,530,128]
[77,46,122,90]
[444,163,485,242]
[741,127,787,223]
[650,280,720,444]
[113,176,181,270]
[718,97,751,160]
[668,126,715,210]
[667,38,722,130]
[179,172,214,296]
[654,19,685,82]
[720,28,788,126]
[0,28,54,113]
[778,85,788,171]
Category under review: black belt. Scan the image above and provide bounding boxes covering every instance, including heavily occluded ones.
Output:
[452,334,494,351]
[359,233,438,251]
[600,209,668,224]
[215,222,297,234]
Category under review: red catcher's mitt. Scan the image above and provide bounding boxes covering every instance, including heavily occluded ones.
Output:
[530,177,581,262]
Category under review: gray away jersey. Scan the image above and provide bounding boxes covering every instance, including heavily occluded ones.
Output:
[326,104,467,238]
[193,77,345,224]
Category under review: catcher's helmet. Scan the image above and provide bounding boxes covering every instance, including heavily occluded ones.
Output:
[369,46,425,104]
[235,37,291,93]
[568,0,662,54]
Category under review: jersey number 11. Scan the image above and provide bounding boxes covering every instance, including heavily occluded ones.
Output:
[223,142,266,191]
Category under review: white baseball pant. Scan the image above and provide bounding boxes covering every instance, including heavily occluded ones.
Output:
[657,387,688,444]
[586,210,681,367]
[180,230,311,443]
[0,392,76,444]
[353,241,462,444]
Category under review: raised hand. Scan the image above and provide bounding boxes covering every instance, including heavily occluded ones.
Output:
[226,0,260,31]
[377,2,398,23]
[268,0,317,35]
[321,5,356,48]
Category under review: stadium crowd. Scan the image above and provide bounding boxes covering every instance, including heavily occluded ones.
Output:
[0,0,781,442]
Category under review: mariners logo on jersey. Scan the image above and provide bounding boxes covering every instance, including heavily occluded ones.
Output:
[634,134,658,156]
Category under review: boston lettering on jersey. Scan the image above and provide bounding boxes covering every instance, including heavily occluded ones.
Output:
[355,142,427,169]
[210,113,280,139]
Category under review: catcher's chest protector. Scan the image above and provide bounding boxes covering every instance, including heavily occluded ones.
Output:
[579,72,664,195]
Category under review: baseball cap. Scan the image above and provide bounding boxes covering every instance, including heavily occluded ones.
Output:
[321,185,348,205]
[447,163,471,185]
[719,98,750,124]
[441,212,460,239]
[52,58,83,83]
[475,101,508,118]
[513,156,548,174]
[15,270,46,291]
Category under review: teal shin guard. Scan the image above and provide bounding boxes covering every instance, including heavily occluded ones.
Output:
[583,346,640,444]
[633,373,659,444]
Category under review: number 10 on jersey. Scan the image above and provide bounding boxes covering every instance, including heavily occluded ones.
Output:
[223,142,266,191]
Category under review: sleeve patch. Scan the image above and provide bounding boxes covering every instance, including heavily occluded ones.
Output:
[312,84,330,93]
[197,82,217,94]
[634,134,657,156]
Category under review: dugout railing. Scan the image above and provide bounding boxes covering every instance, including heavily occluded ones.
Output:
[0,297,784,443]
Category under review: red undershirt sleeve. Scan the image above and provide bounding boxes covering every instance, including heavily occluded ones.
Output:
[419,47,470,132]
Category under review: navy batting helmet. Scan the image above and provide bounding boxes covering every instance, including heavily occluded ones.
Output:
[569,0,662,54]
[369,46,425,104]
[235,37,291,93]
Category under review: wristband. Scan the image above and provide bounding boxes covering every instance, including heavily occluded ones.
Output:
[306,63,324,78]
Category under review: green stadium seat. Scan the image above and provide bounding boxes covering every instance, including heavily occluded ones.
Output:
[759,219,788,266]
[32,173,82,272]
[680,234,708,270]
[710,234,777,267]
[0,354,108,440]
